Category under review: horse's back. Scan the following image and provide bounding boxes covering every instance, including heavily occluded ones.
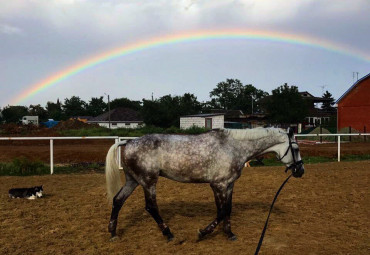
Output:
[122,132,233,183]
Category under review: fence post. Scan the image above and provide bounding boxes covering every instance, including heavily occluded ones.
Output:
[50,139,54,174]
[320,126,323,143]
[349,126,352,142]
[364,126,367,142]
[115,138,122,170]
[337,136,341,162]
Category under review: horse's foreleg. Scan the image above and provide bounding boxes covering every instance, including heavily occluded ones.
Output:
[223,183,237,240]
[198,183,227,239]
[144,185,174,241]
[108,174,138,239]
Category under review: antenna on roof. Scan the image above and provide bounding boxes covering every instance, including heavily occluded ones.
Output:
[319,85,327,95]
[353,72,359,83]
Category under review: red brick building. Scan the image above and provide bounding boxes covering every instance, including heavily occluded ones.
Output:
[336,73,370,132]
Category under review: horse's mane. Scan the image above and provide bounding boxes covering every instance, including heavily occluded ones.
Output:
[222,127,287,141]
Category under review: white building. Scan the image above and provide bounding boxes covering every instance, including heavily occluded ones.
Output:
[21,116,39,125]
[180,113,224,130]
[87,107,144,129]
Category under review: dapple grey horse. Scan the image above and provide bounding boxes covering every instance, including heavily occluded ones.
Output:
[105,127,304,241]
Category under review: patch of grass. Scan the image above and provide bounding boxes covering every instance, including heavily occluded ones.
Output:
[0,158,104,176]
[0,157,49,176]
[250,154,370,167]
[54,163,104,174]
[341,154,370,161]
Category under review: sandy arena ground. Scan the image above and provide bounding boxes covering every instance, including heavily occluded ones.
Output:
[0,161,369,255]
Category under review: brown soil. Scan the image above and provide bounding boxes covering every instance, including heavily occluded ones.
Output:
[0,161,369,255]
[0,120,98,137]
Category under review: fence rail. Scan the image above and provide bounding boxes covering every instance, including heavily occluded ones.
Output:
[295,133,370,162]
[1,133,369,174]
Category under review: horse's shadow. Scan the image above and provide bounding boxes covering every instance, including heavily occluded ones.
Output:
[117,200,285,236]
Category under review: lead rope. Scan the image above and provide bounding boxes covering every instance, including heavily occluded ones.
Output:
[254,173,292,255]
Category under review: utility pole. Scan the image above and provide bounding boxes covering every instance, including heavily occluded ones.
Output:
[108,94,111,129]
[105,93,111,129]
[251,94,255,114]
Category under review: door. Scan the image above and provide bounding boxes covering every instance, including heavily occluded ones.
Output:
[205,118,212,129]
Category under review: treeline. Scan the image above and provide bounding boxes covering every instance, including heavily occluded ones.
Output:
[0,79,335,127]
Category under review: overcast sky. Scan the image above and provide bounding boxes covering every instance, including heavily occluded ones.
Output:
[1,0,369,108]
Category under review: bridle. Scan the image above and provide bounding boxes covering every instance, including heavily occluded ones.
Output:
[278,135,304,175]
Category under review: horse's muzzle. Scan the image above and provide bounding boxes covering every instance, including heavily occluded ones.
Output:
[292,161,304,178]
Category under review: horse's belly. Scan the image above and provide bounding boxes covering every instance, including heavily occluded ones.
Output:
[159,167,210,183]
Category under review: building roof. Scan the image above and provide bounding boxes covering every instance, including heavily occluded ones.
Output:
[88,107,143,122]
[335,73,370,104]
[299,91,315,98]
[299,91,332,102]
[181,113,224,118]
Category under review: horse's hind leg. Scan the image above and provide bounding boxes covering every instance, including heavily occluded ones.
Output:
[198,182,236,240]
[143,184,174,241]
[223,183,236,240]
[108,173,138,239]
[198,183,227,239]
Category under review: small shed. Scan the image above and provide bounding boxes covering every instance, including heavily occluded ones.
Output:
[335,73,370,132]
[87,107,144,129]
[180,113,224,130]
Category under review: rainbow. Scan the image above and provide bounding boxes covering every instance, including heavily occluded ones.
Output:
[11,29,370,105]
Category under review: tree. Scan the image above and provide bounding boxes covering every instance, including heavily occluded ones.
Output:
[1,105,29,123]
[110,97,142,111]
[234,84,269,114]
[209,79,243,110]
[46,99,64,120]
[29,104,48,121]
[62,96,87,117]
[178,93,202,116]
[86,96,107,116]
[209,79,268,113]
[141,93,202,128]
[264,83,308,124]
[321,90,335,112]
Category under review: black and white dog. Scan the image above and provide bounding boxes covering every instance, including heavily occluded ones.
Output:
[8,185,43,199]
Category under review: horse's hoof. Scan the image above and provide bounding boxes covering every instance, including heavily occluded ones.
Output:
[228,235,237,241]
[197,229,206,240]
[110,236,119,242]
[167,235,174,242]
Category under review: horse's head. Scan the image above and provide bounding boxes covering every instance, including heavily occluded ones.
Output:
[277,127,304,178]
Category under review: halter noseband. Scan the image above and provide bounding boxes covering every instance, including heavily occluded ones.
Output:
[278,135,304,175]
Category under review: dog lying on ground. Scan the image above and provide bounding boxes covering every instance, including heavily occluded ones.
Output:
[8,185,43,199]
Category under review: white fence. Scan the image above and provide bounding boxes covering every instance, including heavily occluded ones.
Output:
[295,133,370,162]
[0,136,136,174]
[0,133,369,174]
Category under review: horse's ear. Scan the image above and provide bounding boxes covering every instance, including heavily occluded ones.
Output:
[287,127,294,138]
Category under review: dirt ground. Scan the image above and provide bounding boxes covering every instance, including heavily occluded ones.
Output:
[0,161,369,255]
[0,140,369,164]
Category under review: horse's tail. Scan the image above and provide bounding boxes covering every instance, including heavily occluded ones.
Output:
[105,140,127,201]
